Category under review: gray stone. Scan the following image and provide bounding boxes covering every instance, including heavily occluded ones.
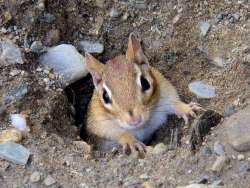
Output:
[239,162,250,173]
[212,180,223,186]
[233,13,240,21]
[30,41,46,54]
[213,142,225,156]
[202,146,212,157]
[39,44,88,87]
[4,83,28,105]
[44,175,56,186]
[79,41,104,54]
[152,143,167,154]
[225,106,250,152]
[211,155,227,173]
[43,13,56,23]
[188,81,216,99]
[216,13,224,23]
[30,171,41,183]
[9,69,21,77]
[37,0,45,11]
[0,141,30,165]
[199,21,211,36]
[229,13,240,23]
[0,40,23,66]
[211,56,227,67]
[96,0,105,8]
[109,8,120,18]
[237,154,245,161]
[0,27,7,34]
[134,0,147,10]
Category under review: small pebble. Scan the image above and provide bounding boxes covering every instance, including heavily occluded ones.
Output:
[0,27,7,33]
[10,114,30,132]
[142,181,155,188]
[30,41,45,54]
[122,12,129,20]
[212,179,223,186]
[139,173,149,180]
[44,175,56,186]
[10,69,21,77]
[43,13,56,23]
[109,8,120,18]
[211,155,227,173]
[237,154,245,161]
[0,40,24,66]
[73,141,92,154]
[199,21,211,36]
[213,142,225,156]
[30,171,41,183]
[173,14,181,24]
[239,163,250,173]
[79,41,104,54]
[0,160,10,172]
[152,143,167,154]
[202,146,213,157]
[37,0,45,11]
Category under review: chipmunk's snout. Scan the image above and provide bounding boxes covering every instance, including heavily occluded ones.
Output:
[128,116,142,127]
[127,109,143,127]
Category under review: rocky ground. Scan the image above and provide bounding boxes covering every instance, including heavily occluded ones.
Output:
[0,0,250,188]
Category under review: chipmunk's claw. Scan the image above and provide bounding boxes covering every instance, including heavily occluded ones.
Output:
[122,141,146,156]
[175,102,205,124]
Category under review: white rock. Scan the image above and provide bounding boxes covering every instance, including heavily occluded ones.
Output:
[30,41,46,54]
[109,8,120,18]
[39,44,88,87]
[79,41,104,54]
[0,40,23,66]
[199,21,211,36]
[10,114,29,132]
[30,171,41,183]
[44,175,56,186]
[211,155,227,173]
[237,154,245,161]
[188,81,216,99]
[9,69,21,76]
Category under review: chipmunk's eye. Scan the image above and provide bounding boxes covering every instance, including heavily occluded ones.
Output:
[103,89,111,104]
[140,76,150,92]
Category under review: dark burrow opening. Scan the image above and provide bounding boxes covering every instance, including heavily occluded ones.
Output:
[65,75,223,152]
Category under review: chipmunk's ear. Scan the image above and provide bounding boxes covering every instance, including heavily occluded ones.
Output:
[126,33,149,67]
[85,53,104,87]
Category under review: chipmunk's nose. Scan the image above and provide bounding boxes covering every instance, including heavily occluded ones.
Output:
[128,110,142,126]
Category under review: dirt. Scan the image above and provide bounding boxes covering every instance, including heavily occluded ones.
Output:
[0,0,250,188]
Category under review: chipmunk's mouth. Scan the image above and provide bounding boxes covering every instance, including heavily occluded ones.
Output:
[118,116,145,130]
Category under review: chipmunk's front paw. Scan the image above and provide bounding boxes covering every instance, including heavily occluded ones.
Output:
[175,102,205,124]
[122,140,146,156]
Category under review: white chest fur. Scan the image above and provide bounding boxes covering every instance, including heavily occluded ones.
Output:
[131,94,173,142]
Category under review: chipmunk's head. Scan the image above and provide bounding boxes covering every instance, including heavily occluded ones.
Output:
[85,33,159,130]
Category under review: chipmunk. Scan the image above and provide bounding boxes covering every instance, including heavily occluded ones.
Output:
[85,33,203,155]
